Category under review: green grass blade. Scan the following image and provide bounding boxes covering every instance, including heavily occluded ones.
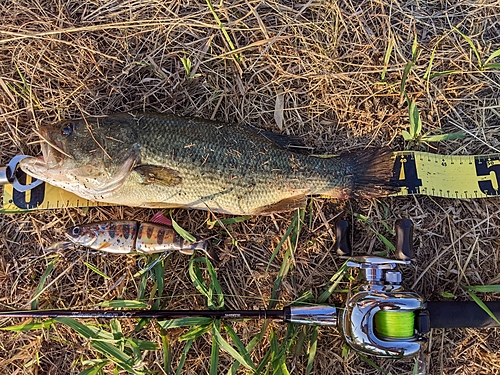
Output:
[210,320,221,375]
[55,318,142,374]
[467,285,500,293]
[408,99,422,139]
[78,361,108,375]
[152,257,165,310]
[484,63,500,70]
[207,216,250,228]
[213,323,256,371]
[179,323,213,341]
[158,326,172,375]
[421,131,466,143]
[98,300,148,308]
[484,48,500,66]
[205,0,241,64]
[31,256,59,309]
[0,319,55,331]
[158,317,214,330]
[381,37,393,81]
[175,339,194,375]
[453,26,482,68]
[305,327,318,375]
[170,211,196,242]
[83,262,110,279]
[268,210,303,309]
[188,257,224,310]
[318,262,348,303]
[466,289,500,325]
[441,292,455,298]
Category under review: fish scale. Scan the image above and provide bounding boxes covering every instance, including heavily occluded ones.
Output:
[19,113,395,215]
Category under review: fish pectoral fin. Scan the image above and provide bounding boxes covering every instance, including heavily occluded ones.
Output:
[256,195,307,214]
[134,165,182,186]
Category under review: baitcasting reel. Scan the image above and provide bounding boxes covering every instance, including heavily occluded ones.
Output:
[335,219,427,358]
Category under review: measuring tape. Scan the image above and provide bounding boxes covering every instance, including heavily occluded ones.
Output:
[2,151,499,212]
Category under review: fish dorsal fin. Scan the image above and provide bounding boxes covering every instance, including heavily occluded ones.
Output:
[240,124,310,153]
[255,195,307,214]
[134,165,182,186]
[150,211,172,226]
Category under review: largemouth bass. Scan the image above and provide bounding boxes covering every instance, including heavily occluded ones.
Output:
[20,113,395,215]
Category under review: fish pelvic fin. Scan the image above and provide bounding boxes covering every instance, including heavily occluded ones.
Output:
[337,147,398,199]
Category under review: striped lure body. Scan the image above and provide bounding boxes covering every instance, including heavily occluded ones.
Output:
[65,220,208,255]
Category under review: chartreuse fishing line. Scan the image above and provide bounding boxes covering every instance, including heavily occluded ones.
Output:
[1,150,500,211]
[374,310,416,339]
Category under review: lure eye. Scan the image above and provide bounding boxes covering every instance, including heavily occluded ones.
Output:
[61,123,74,136]
[72,227,80,236]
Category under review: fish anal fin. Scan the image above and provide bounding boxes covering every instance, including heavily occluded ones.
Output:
[256,195,307,214]
[134,165,182,186]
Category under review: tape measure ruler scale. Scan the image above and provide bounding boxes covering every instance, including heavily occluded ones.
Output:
[2,151,499,212]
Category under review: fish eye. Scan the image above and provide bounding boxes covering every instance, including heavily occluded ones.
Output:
[61,123,74,136]
[72,227,80,236]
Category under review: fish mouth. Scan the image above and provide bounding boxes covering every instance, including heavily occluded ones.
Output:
[39,138,67,169]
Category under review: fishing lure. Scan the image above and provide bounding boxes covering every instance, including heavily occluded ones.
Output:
[48,212,212,258]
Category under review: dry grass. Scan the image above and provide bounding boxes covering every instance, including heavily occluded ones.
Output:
[1,0,500,374]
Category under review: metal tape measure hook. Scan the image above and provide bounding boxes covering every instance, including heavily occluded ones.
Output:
[0,155,44,192]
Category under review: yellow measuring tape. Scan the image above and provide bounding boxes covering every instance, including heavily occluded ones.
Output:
[2,151,499,212]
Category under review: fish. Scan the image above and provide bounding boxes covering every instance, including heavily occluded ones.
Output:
[59,217,212,258]
[20,113,396,215]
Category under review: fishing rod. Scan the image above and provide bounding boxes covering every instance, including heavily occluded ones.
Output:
[2,220,500,359]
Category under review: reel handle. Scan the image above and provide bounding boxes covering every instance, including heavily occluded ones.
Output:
[395,219,414,260]
[334,220,352,256]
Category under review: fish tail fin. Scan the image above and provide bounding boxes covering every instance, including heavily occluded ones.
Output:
[339,147,397,199]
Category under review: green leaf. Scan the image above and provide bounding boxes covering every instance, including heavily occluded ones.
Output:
[466,289,500,325]
[440,292,455,298]
[175,339,194,375]
[421,131,466,143]
[484,48,500,66]
[381,37,394,82]
[408,100,422,139]
[179,323,213,341]
[213,323,256,371]
[170,212,197,243]
[453,26,482,68]
[411,35,419,62]
[0,319,55,331]
[207,216,250,228]
[31,256,59,309]
[318,262,349,303]
[188,257,224,310]
[484,63,500,70]
[401,130,413,141]
[98,300,149,309]
[78,361,108,375]
[467,285,500,293]
[55,318,141,374]
[83,262,110,280]
[305,327,318,375]
[210,320,221,375]
[158,317,214,330]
